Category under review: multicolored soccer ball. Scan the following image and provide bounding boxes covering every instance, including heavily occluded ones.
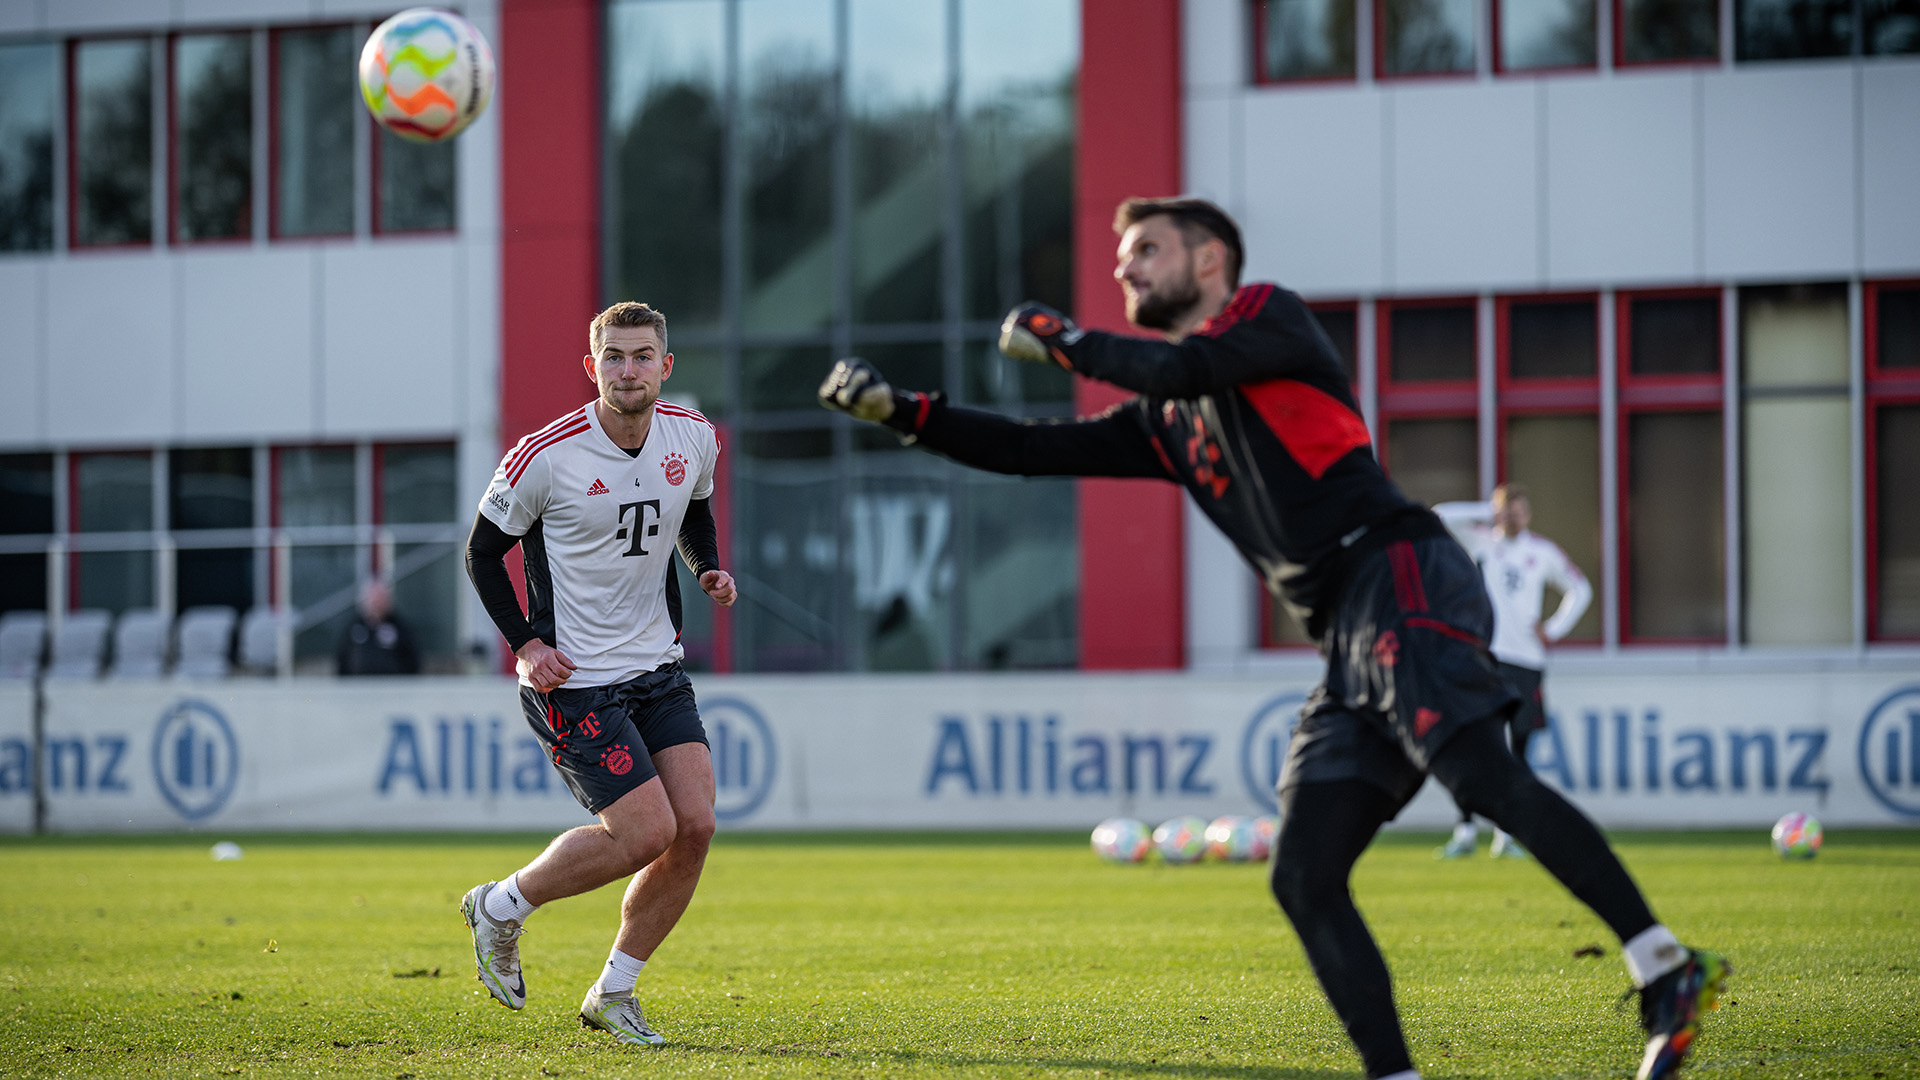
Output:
[1771,812,1822,859]
[1205,815,1261,861]
[1251,815,1279,860]
[1090,817,1151,863]
[1153,816,1210,864]
[359,8,496,143]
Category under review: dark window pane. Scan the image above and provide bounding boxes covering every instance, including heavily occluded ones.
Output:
[177,547,252,610]
[742,344,837,412]
[174,32,251,241]
[1312,307,1358,383]
[0,554,45,613]
[1258,0,1357,79]
[76,453,152,532]
[0,42,55,252]
[1865,0,1920,52]
[75,38,153,246]
[962,337,1074,408]
[277,446,355,527]
[1381,0,1477,74]
[77,551,152,613]
[850,442,951,671]
[661,346,727,418]
[1629,295,1720,376]
[960,470,1076,668]
[275,27,357,236]
[377,128,454,231]
[734,426,837,671]
[1388,304,1475,382]
[1621,0,1720,60]
[1877,405,1920,637]
[1628,411,1724,639]
[1385,417,1477,506]
[606,0,724,330]
[290,544,356,661]
[850,0,945,324]
[1505,414,1602,640]
[1879,285,1920,368]
[394,542,458,669]
[381,444,456,524]
[1738,0,1854,57]
[0,454,54,535]
[171,447,253,530]
[1509,298,1596,379]
[1501,0,1597,67]
[741,0,836,333]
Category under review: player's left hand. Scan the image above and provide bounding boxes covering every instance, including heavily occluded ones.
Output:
[818,358,895,422]
[700,569,737,607]
[998,302,1083,367]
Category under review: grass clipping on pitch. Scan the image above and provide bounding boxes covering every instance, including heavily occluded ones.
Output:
[2,829,1917,1079]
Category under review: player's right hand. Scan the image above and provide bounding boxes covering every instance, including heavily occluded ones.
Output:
[817,358,895,422]
[515,640,578,692]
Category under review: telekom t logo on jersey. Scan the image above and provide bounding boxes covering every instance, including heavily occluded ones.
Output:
[616,500,662,557]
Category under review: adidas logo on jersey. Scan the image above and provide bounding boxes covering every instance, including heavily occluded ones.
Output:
[587,479,610,496]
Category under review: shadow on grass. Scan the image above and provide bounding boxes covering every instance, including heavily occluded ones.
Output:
[669,1040,1355,1079]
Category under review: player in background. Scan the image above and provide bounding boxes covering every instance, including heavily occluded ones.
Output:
[818,198,1725,1080]
[1432,484,1592,859]
[461,302,736,1047]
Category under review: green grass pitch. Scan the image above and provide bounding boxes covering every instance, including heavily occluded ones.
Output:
[3,829,1917,1079]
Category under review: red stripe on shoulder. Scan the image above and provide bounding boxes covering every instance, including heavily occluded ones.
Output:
[506,421,590,486]
[655,402,716,430]
[505,407,589,473]
[1196,283,1275,339]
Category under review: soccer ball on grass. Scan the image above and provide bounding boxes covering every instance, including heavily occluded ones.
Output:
[1771,812,1822,859]
[1152,816,1209,864]
[1204,815,1261,862]
[1090,817,1151,863]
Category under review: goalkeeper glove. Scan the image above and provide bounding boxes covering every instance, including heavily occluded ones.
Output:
[998,302,1083,368]
[817,358,896,422]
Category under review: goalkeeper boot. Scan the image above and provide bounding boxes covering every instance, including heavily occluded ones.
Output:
[580,986,666,1047]
[1635,948,1731,1080]
[461,882,527,1010]
[1490,830,1530,859]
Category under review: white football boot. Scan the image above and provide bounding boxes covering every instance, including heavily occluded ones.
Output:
[461,882,527,1010]
[580,986,666,1046]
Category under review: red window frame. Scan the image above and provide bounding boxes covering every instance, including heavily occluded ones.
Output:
[167,28,255,247]
[67,36,156,251]
[267,23,359,241]
[1374,0,1479,81]
[1491,0,1601,74]
[1615,287,1724,644]
[1250,0,1361,86]
[1865,279,1920,642]
[1612,0,1723,68]
[1374,297,1478,476]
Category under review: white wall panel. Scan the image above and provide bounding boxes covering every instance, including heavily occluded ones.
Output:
[46,254,175,446]
[176,0,312,25]
[0,2,45,34]
[0,262,46,447]
[1390,82,1539,292]
[1702,65,1855,279]
[1544,73,1699,286]
[39,0,170,33]
[1241,88,1386,295]
[1184,95,1236,211]
[320,241,460,438]
[1184,0,1246,94]
[1862,62,1920,276]
[178,249,314,441]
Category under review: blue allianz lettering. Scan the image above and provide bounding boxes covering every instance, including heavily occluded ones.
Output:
[1529,708,1828,795]
[0,738,27,793]
[377,718,553,796]
[39,735,131,794]
[925,715,1215,797]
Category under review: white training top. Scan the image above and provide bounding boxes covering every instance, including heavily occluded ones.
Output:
[1433,501,1592,670]
[480,398,719,688]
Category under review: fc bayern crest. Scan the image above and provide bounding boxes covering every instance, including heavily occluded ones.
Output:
[662,452,687,487]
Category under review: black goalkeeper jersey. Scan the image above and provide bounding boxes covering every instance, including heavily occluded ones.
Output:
[884,283,1444,640]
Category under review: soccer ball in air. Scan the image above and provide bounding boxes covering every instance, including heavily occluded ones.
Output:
[1204,815,1260,862]
[359,8,496,142]
[1153,816,1210,864]
[1090,818,1152,863]
[1771,812,1822,859]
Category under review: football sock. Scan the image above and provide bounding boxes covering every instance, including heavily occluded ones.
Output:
[594,948,646,996]
[1623,925,1686,988]
[485,873,539,924]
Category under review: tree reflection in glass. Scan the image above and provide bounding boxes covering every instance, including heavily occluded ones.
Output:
[1259,0,1357,80]
[742,0,837,332]
[1500,0,1596,68]
[75,38,152,246]
[1381,0,1476,74]
[1620,0,1718,61]
[1737,0,1854,58]
[0,43,55,251]
[175,33,252,241]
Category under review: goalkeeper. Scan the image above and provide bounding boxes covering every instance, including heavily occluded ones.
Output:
[819,196,1726,1080]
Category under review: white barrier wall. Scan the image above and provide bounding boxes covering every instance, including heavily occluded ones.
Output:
[14,670,1920,834]
[0,685,33,833]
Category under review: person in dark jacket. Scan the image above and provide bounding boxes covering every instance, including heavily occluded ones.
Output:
[336,579,419,676]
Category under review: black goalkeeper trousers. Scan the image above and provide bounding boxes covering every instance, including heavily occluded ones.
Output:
[1268,718,1658,1080]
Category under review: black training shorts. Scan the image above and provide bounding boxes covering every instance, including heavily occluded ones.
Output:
[519,663,709,815]
[1279,535,1521,807]
[1498,660,1546,735]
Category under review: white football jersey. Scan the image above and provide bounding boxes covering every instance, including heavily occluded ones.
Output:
[1434,501,1592,670]
[480,398,719,688]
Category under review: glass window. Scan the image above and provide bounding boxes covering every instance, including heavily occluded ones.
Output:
[852,441,953,671]
[74,38,154,246]
[1505,415,1602,640]
[170,447,254,613]
[1629,294,1720,376]
[0,42,55,252]
[74,452,154,614]
[734,426,838,671]
[380,444,459,669]
[1865,0,1920,52]
[1879,285,1920,369]
[1257,0,1358,80]
[742,0,837,333]
[606,0,725,330]
[275,27,357,237]
[661,345,727,417]
[1619,0,1720,61]
[742,343,839,413]
[1626,411,1724,640]
[959,470,1077,667]
[1388,303,1476,382]
[1380,0,1477,75]
[1500,0,1597,68]
[1509,298,1597,379]
[850,0,946,324]
[376,130,454,232]
[173,32,252,242]
[1737,0,1854,58]
[1386,417,1478,506]
[1877,406,1920,638]
[0,454,54,615]
[380,444,456,524]
[278,447,357,661]
[1312,306,1359,384]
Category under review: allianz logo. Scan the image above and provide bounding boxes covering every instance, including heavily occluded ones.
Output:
[925,715,1219,797]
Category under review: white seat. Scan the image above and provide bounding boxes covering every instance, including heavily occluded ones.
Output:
[174,605,238,679]
[47,609,112,680]
[0,611,48,680]
[108,609,169,679]
[238,605,288,675]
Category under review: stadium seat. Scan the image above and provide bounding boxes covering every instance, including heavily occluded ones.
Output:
[107,609,169,679]
[238,606,289,676]
[0,611,48,680]
[46,609,112,680]
[174,606,239,679]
